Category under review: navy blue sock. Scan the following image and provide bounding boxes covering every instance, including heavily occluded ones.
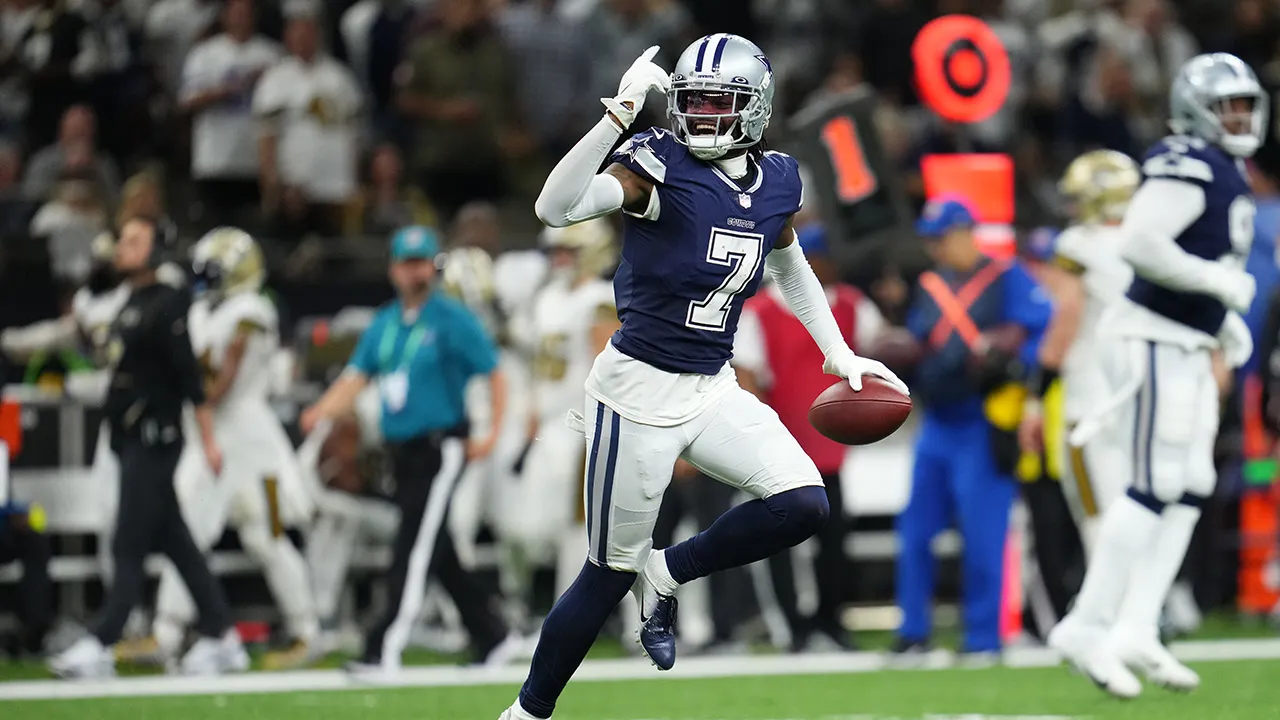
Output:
[518,560,635,718]
[665,486,829,584]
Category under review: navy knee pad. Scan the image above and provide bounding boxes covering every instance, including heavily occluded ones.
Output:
[766,485,830,544]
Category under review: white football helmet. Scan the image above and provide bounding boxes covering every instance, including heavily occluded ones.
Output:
[668,34,775,160]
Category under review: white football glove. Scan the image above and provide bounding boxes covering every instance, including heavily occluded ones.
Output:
[1211,262,1256,313]
[823,347,910,395]
[1218,310,1253,369]
[602,46,671,130]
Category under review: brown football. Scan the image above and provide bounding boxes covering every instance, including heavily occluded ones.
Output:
[808,376,913,446]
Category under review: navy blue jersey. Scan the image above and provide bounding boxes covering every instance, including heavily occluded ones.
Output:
[608,127,804,375]
[1127,135,1255,335]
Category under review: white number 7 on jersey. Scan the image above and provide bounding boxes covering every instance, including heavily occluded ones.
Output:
[686,227,766,332]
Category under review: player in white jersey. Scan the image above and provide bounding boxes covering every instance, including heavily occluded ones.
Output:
[118,228,320,670]
[1049,53,1264,698]
[499,219,619,620]
[1024,150,1139,556]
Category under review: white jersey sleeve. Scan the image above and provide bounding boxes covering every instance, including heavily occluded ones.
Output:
[199,293,281,407]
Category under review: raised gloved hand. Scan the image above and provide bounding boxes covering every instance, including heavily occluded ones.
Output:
[822,346,911,394]
[602,46,671,131]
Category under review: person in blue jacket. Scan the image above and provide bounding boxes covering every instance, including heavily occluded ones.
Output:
[894,198,1051,659]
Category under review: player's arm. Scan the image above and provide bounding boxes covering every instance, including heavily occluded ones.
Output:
[533,46,669,227]
[1121,178,1253,310]
[767,217,908,393]
[302,317,379,433]
[203,321,264,407]
[0,316,79,361]
[1034,259,1084,374]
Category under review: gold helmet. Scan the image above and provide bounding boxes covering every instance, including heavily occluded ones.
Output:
[540,218,617,281]
[1058,150,1141,224]
[191,227,265,299]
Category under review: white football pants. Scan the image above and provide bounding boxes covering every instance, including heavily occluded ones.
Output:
[580,384,823,573]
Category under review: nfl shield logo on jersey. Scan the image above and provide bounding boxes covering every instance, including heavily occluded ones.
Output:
[738,193,752,209]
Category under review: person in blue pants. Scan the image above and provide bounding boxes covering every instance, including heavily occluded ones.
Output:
[893,198,1051,659]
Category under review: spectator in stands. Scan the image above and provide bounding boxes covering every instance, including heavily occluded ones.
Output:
[1114,0,1197,143]
[145,0,221,97]
[13,0,97,152]
[339,0,413,144]
[854,0,928,106]
[1058,43,1140,159]
[29,168,109,284]
[86,0,154,164]
[396,0,528,223]
[0,140,31,238]
[734,225,883,653]
[343,143,435,237]
[253,0,362,241]
[23,105,120,205]
[181,0,282,232]
[1213,0,1276,70]
[497,0,593,159]
[585,0,692,130]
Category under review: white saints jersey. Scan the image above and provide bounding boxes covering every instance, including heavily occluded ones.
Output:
[189,292,280,411]
[494,249,549,356]
[1054,224,1133,421]
[531,277,614,424]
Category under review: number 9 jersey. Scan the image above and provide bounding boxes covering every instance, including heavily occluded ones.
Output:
[1126,134,1254,337]
[606,127,803,376]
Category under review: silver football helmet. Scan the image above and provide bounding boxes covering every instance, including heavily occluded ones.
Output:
[1169,53,1268,158]
[668,34,775,160]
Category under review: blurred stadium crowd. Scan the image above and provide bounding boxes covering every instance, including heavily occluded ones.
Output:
[3,0,1280,669]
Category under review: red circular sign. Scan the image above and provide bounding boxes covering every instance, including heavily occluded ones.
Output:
[912,15,1011,123]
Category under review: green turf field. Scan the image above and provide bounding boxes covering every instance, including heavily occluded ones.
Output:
[2,616,1277,720]
[4,658,1280,720]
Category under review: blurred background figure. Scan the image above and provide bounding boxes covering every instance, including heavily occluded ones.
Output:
[254,0,362,241]
[181,0,281,233]
[344,143,435,237]
[891,198,1049,662]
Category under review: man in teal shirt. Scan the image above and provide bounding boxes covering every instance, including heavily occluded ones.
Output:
[302,225,516,674]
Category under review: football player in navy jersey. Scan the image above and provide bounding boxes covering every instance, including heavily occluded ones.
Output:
[1049,53,1264,699]
[499,37,906,720]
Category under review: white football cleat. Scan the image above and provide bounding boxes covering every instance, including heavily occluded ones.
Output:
[1048,618,1142,699]
[49,635,116,679]
[178,630,250,676]
[1111,630,1200,692]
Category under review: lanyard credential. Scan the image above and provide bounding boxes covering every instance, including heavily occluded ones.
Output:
[378,320,428,373]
